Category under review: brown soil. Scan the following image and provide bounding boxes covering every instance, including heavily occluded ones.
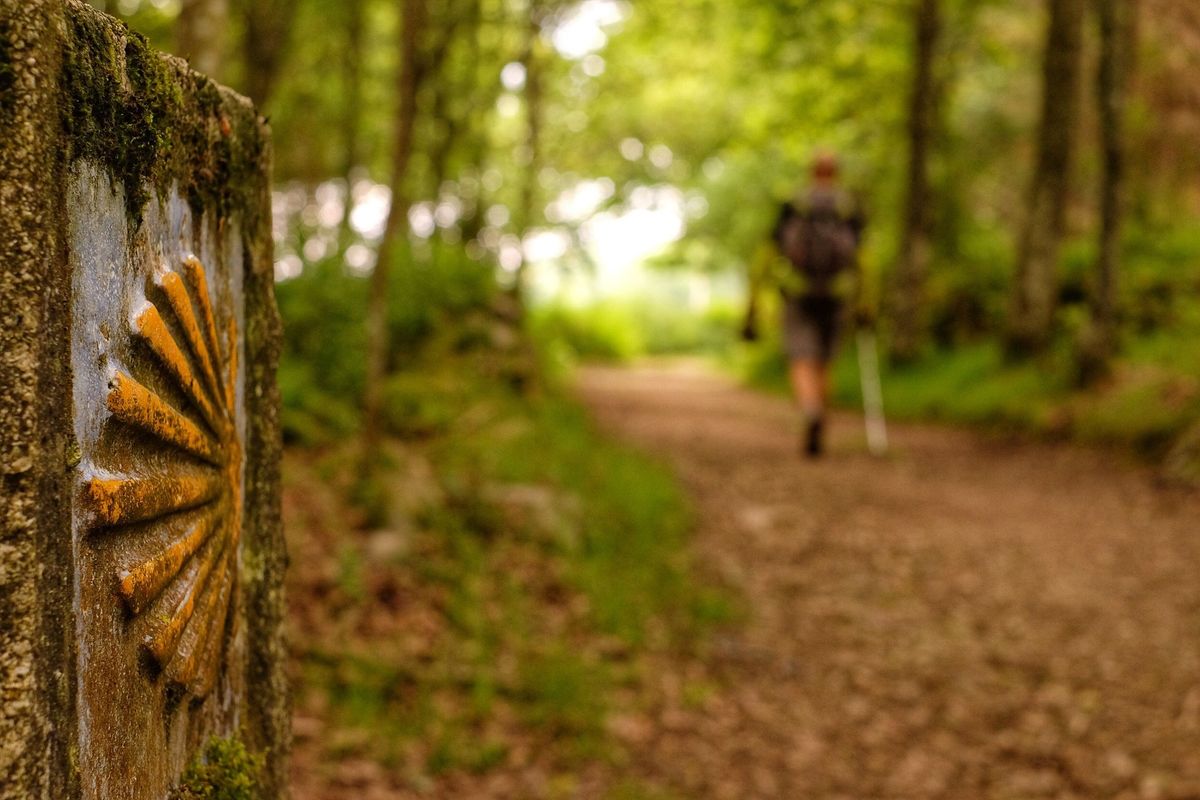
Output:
[576,363,1200,800]
[289,362,1200,799]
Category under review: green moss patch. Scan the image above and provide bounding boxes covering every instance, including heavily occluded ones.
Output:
[61,1,266,227]
[171,736,263,800]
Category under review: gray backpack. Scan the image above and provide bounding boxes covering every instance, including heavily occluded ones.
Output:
[777,188,859,295]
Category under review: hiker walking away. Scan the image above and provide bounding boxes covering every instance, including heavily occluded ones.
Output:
[762,153,868,457]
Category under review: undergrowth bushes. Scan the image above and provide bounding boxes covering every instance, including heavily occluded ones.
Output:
[736,335,1200,474]
[725,217,1200,475]
[274,244,497,444]
[530,300,740,364]
[278,253,732,788]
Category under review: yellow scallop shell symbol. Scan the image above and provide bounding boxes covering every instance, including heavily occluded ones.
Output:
[82,256,242,699]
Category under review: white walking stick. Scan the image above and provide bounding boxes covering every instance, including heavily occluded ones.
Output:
[856,328,889,457]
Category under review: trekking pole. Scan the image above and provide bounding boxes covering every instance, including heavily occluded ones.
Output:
[856,327,889,457]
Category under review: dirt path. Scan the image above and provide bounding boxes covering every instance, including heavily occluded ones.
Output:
[577,363,1200,800]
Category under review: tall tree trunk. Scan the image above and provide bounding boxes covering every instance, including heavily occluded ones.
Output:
[340,0,366,246]
[341,0,365,181]
[1006,0,1086,355]
[362,0,425,470]
[460,0,500,247]
[177,0,228,79]
[427,0,475,196]
[424,0,475,266]
[890,0,942,361]
[514,1,543,300]
[1078,0,1135,383]
[238,0,299,107]
[428,81,460,270]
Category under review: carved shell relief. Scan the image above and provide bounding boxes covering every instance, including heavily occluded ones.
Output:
[79,255,243,699]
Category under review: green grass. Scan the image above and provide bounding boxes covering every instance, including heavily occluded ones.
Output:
[516,647,610,747]
[448,395,731,645]
[735,331,1200,470]
[288,332,734,784]
[830,342,1066,431]
[1071,367,1200,454]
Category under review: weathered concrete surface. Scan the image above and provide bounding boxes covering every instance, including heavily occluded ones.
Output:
[0,2,286,798]
[0,2,74,800]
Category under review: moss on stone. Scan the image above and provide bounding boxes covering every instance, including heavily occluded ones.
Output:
[170,736,264,800]
[0,3,283,797]
[60,0,267,228]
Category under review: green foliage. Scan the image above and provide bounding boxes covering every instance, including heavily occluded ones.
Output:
[172,737,262,800]
[1072,369,1200,455]
[109,0,1200,386]
[290,301,732,780]
[925,218,1014,344]
[531,304,645,363]
[635,303,741,356]
[463,394,720,643]
[736,333,1200,465]
[830,342,1063,430]
[532,301,741,363]
[277,358,359,446]
[381,371,464,438]
[1121,222,1200,333]
[274,243,501,443]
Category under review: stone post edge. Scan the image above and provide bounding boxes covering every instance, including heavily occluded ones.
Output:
[0,1,287,796]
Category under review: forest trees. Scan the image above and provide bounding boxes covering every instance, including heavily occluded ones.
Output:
[1006,0,1086,355]
[890,0,943,361]
[176,0,227,78]
[107,0,1199,413]
[339,0,366,188]
[362,0,427,469]
[1078,0,1136,383]
[1002,0,1138,370]
[234,0,300,106]
[357,0,515,469]
[515,0,547,294]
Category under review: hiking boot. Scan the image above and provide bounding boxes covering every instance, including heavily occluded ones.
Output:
[804,418,824,458]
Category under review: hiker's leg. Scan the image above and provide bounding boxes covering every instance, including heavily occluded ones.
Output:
[783,299,830,456]
[819,361,833,410]
[790,359,827,456]
[789,358,825,421]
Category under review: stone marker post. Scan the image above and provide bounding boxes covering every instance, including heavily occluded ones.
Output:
[0,2,287,798]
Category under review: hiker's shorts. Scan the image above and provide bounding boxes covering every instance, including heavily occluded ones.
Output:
[782,295,843,363]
